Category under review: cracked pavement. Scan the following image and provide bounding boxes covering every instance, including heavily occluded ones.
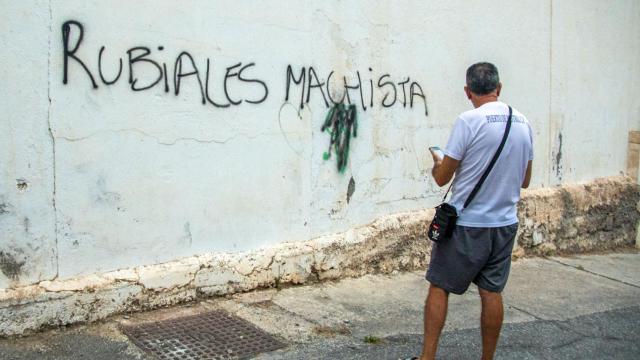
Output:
[1,251,638,359]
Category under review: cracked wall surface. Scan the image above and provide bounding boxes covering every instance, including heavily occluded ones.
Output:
[1,0,640,300]
[548,0,640,186]
[1,177,638,336]
[0,0,58,289]
[43,0,552,280]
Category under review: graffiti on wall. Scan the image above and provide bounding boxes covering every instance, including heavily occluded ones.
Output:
[62,20,268,108]
[322,104,358,173]
[62,20,428,117]
[284,66,427,115]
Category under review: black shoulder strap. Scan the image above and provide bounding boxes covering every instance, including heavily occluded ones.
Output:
[462,105,513,209]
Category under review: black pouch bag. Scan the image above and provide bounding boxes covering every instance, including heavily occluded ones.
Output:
[427,105,513,242]
[427,202,457,242]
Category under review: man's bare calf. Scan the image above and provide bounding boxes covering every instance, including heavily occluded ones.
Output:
[479,288,504,360]
[419,284,449,360]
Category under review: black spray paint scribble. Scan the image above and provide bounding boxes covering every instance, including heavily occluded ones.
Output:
[322,104,358,173]
[62,20,428,116]
[554,132,563,181]
[346,177,356,204]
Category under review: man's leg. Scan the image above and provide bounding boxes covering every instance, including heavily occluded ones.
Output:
[478,288,503,360]
[474,224,518,359]
[420,284,449,360]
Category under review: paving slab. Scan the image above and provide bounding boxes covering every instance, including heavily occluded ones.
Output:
[550,253,640,287]
[503,257,640,321]
[225,270,535,343]
[257,306,640,360]
[209,295,319,344]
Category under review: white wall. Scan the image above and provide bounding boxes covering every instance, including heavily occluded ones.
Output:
[1,0,638,287]
[0,0,57,288]
[550,0,640,184]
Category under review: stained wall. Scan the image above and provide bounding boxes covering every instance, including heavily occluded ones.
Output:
[1,0,638,288]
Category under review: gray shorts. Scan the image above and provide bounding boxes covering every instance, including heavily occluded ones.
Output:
[426,223,518,295]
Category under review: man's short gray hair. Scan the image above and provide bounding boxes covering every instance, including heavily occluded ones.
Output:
[466,62,500,95]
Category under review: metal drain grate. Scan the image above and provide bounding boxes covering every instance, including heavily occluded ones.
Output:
[121,310,285,359]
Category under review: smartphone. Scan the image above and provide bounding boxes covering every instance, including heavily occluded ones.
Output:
[429,146,445,160]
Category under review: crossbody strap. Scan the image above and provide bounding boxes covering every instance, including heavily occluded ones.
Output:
[439,105,513,207]
[462,105,513,209]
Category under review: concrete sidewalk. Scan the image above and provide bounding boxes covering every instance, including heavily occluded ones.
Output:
[1,251,639,359]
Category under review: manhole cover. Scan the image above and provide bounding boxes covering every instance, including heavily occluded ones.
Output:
[121,310,285,359]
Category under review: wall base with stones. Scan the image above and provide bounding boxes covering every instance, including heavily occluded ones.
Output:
[516,176,639,256]
[1,176,637,337]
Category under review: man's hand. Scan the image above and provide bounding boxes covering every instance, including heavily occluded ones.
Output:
[430,148,444,168]
[430,149,460,187]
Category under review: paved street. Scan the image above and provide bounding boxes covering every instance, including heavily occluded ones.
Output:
[1,252,638,359]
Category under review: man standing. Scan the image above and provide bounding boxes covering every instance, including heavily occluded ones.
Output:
[419,62,533,360]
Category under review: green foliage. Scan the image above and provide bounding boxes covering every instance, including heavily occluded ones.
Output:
[363,335,382,344]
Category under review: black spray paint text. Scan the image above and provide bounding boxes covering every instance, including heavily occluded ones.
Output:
[285,66,427,115]
[62,20,428,116]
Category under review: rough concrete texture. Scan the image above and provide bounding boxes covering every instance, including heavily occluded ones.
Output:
[551,253,640,287]
[231,253,640,359]
[1,253,638,359]
[1,177,638,337]
[517,176,640,255]
[0,321,146,360]
[213,254,640,348]
[0,208,431,337]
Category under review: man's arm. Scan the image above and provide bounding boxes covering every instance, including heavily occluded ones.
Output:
[431,155,460,187]
[522,160,533,188]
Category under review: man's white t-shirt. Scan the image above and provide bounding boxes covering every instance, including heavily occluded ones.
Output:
[444,101,533,227]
